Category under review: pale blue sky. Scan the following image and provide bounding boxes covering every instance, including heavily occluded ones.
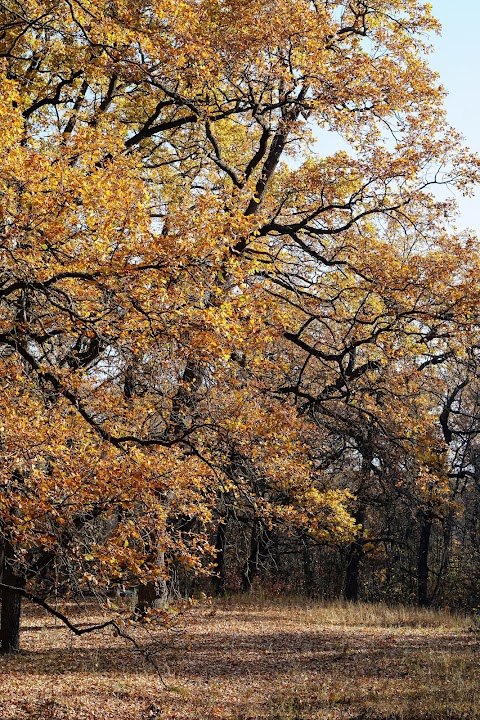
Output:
[430,0,480,231]
[311,3,479,232]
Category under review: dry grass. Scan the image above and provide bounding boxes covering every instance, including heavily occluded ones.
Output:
[0,596,478,720]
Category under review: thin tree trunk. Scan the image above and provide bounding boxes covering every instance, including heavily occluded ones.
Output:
[429,514,452,606]
[214,518,227,596]
[241,520,268,592]
[344,505,365,602]
[417,508,433,607]
[302,534,315,598]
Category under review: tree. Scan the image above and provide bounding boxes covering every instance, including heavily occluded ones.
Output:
[0,0,479,650]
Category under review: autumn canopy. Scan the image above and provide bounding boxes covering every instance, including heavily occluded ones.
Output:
[1,0,480,652]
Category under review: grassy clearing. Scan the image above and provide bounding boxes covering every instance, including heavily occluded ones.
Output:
[218,594,473,629]
[0,597,478,720]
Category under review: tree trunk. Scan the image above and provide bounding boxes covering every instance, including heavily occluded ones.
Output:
[241,520,268,592]
[344,505,365,602]
[417,508,433,607]
[429,514,452,606]
[302,534,315,598]
[0,538,25,653]
[214,518,227,596]
[135,547,168,616]
[136,578,168,615]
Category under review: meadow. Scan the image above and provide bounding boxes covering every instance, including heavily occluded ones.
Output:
[1,597,478,720]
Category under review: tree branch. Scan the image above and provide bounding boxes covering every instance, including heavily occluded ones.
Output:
[0,583,117,636]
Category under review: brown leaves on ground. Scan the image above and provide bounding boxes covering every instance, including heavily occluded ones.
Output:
[0,598,479,720]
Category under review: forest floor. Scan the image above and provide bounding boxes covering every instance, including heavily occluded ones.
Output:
[0,595,479,720]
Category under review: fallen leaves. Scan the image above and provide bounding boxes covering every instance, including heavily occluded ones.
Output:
[0,598,479,719]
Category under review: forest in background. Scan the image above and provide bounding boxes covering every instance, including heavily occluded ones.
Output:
[1,0,480,656]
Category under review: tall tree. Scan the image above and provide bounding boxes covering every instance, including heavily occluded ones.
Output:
[0,0,479,649]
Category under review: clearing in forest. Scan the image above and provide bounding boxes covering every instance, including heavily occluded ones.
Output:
[0,597,479,720]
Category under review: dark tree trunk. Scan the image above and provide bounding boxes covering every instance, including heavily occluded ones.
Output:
[270,531,283,585]
[344,506,365,602]
[136,573,168,615]
[135,541,168,615]
[136,581,157,615]
[417,508,433,607]
[0,538,25,654]
[241,520,268,592]
[344,544,361,602]
[429,514,452,606]
[302,535,315,598]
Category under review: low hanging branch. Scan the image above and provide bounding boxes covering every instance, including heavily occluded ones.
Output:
[0,582,171,685]
[0,582,117,636]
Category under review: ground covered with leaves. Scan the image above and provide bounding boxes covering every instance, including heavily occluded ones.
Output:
[0,597,479,720]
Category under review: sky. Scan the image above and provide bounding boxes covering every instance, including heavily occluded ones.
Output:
[310,2,480,233]
[430,0,480,232]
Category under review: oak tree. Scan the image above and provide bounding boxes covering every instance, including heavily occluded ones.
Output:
[0,0,479,650]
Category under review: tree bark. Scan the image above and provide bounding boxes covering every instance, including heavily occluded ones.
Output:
[344,505,365,602]
[0,538,25,653]
[302,534,315,598]
[136,577,168,615]
[135,544,168,615]
[241,520,268,592]
[417,508,433,607]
